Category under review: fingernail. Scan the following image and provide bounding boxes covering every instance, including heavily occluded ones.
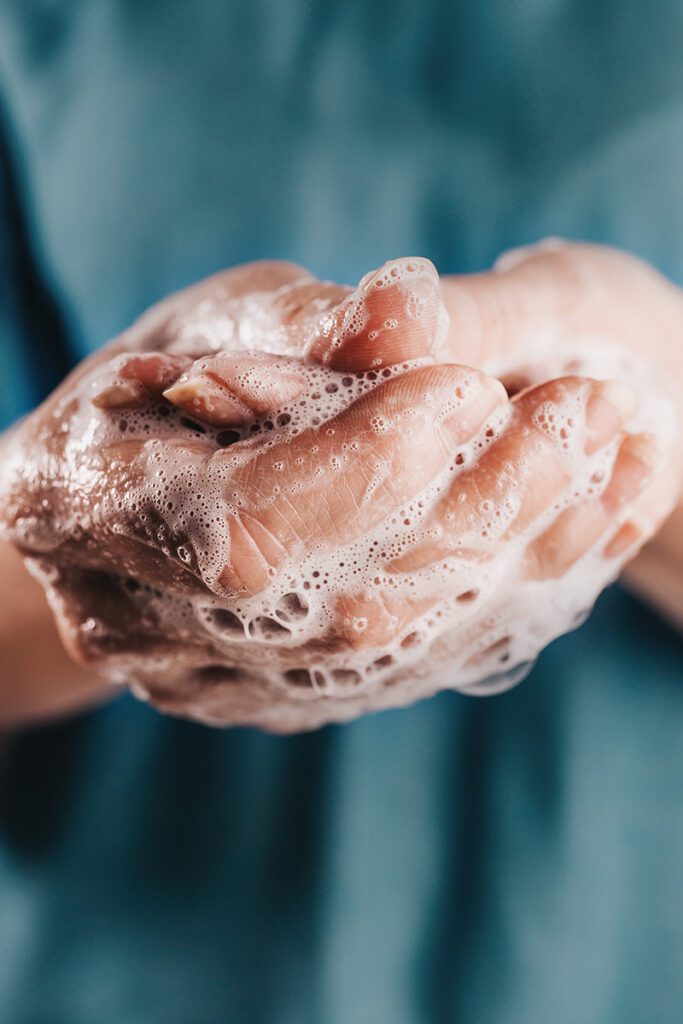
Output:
[91,378,148,409]
[164,376,250,425]
[120,353,192,393]
[585,380,637,453]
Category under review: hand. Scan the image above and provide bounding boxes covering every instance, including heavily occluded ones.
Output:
[311,240,683,638]
[0,251,678,731]
[439,241,683,628]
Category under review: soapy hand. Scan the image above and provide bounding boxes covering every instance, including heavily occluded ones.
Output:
[0,248,679,731]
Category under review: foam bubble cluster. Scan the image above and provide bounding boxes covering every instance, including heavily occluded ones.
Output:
[39,335,672,731]
[2,266,677,732]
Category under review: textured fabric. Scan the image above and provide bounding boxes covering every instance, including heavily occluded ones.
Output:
[0,3,682,1021]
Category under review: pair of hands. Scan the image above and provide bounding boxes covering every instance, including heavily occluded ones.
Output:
[1,243,681,731]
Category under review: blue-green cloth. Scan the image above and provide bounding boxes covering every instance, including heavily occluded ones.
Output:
[1,4,682,1022]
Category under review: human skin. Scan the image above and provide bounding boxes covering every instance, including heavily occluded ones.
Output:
[438,241,683,631]
[0,242,681,729]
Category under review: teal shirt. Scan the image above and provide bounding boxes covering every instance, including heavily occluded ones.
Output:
[0,4,682,1022]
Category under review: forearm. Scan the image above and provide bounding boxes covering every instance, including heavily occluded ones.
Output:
[0,539,115,729]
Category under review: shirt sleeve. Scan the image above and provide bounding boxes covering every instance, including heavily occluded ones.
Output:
[0,91,74,431]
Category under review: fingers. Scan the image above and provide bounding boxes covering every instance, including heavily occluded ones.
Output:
[524,433,665,579]
[335,380,661,650]
[335,589,434,650]
[140,260,315,330]
[125,260,320,359]
[218,364,507,593]
[603,463,680,560]
[91,352,192,409]
[270,278,352,328]
[163,351,307,426]
[391,376,635,574]
[204,260,315,297]
[128,256,443,374]
[92,348,309,428]
[305,257,446,371]
[439,240,683,378]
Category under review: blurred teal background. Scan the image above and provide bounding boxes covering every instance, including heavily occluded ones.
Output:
[0,3,682,1022]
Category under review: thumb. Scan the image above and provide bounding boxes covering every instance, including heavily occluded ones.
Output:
[304,257,446,370]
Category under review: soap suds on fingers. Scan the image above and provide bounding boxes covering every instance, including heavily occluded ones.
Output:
[1,259,676,731]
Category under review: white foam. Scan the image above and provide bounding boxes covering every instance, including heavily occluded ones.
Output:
[2,272,677,732]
